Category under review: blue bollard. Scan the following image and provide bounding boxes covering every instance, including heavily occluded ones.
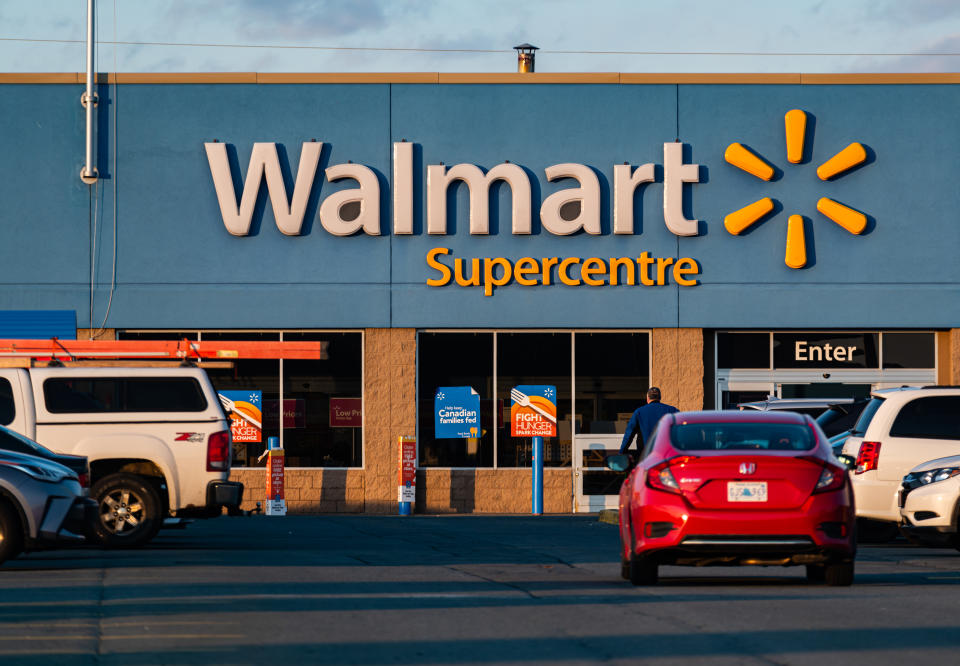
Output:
[532,436,543,515]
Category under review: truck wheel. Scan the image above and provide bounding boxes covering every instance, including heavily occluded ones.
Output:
[0,500,24,565]
[91,474,163,548]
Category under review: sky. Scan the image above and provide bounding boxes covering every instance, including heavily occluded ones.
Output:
[2,0,960,74]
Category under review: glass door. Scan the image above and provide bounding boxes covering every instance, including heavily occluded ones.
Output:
[573,434,625,512]
[716,379,775,410]
[778,383,872,399]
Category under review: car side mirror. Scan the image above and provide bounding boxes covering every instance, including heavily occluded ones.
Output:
[605,454,632,472]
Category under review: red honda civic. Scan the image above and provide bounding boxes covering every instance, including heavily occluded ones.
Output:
[608,410,856,586]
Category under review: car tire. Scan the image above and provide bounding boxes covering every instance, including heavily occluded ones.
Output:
[90,473,163,548]
[628,554,658,586]
[824,560,854,586]
[0,500,24,565]
[805,564,826,583]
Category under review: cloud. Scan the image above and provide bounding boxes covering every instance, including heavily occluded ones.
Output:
[868,0,960,25]
[844,33,960,72]
[154,0,418,43]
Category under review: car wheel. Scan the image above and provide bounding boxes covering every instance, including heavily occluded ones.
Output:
[805,564,826,583]
[628,554,658,586]
[0,500,24,565]
[91,473,163,548]
[824,560,855,586]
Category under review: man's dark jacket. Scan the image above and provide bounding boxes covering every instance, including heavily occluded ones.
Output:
[619,401,678,454]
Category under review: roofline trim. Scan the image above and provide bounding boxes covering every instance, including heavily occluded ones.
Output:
[1,72,959,85]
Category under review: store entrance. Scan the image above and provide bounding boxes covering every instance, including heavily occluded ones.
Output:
[719,379,878,410]
[720,388,771,410]
[779,383,872,399]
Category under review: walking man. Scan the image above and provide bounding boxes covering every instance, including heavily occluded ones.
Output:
[619,386,678,455]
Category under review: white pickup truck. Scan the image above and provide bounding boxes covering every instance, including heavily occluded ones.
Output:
[0,366,243,547]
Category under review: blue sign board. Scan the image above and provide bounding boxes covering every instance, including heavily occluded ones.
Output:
[434,386,481,439]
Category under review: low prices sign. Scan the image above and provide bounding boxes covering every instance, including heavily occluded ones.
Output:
[398,436,416,503]
[263,399,306,429]
[220,390,262,443]
[330,397,362,428]
[511,385,557,438]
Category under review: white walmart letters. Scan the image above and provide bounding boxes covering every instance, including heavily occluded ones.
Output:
[204,141,702,238]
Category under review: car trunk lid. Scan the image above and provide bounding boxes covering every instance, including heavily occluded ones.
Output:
[671,454,825,510]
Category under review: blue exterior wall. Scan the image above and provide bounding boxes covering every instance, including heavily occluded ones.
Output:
[0,79,956,329]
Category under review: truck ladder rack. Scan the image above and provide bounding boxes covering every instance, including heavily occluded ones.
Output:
[0,338,328,365]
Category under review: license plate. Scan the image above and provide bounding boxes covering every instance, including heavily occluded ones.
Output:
[727,481,768,502]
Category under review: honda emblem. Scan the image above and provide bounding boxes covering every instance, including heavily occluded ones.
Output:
[738,462,756,475]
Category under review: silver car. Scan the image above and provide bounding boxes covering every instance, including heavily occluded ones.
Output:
[0,449,97,565]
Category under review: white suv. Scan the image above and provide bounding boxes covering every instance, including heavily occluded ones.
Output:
[899,454,960,549]
[841,387,960,524]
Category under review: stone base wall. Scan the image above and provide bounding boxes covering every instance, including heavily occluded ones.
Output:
[230,468,366,513]
[417,468,572,514]
[651,328,705,411]
[228,467,573,514]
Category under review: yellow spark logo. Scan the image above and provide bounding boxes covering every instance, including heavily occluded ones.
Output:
[723,109,869,269]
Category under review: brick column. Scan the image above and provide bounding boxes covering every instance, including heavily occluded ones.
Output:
[363,328,417,513]
[936,330,960,385]
[651,328,704,411]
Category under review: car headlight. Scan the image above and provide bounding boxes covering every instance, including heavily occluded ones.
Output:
[0,460,72,483]
[908,467,960,487]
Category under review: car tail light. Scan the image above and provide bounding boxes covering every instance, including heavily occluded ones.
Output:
[77,471,90,489]
[855,441,881,475]
[812,463,846,493]
[646,456,697,494]
[207,430,231,472]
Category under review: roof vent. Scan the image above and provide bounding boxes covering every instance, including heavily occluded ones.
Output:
[514,44,538,73]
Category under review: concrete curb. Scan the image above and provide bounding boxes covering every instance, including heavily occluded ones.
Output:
[598,509,619,525]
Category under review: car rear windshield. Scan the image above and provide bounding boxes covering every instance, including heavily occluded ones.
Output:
[671,423,816,451]
[852,397,884,435]
[43,378,207,413]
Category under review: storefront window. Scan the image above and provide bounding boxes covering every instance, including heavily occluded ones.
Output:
[418,330,649,468]
[282,333,363,468]
[574,332,650,435]
[418,333,494,467]
[717,332,769,369]
[496,332,572,468]
[118,329,363,468]
[205,358,280,467]
[883,332,935,369]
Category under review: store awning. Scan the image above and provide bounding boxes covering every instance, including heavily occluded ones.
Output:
[0,310,76,340]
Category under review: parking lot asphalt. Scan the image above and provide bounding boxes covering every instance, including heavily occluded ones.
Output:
[1,514,959,665]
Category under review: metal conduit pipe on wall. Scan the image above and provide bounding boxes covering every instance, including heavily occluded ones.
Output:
[81,0,98,184]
